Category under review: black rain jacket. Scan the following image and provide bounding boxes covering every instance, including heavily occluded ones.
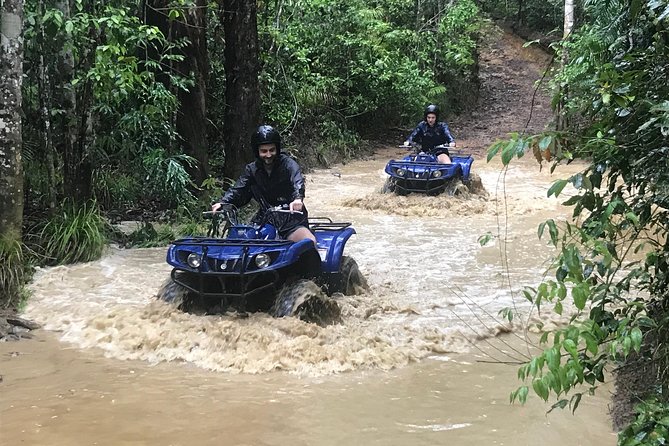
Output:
[406,121,455,153]
[219,154,306,214]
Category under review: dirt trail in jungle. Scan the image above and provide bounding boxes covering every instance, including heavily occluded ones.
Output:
[343,25,555,217]
[451,26,553,155]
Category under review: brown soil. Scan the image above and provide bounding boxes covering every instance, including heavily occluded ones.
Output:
[450,24,554,157]
[0,308,40,341]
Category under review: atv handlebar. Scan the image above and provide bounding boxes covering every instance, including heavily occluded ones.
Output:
[266,205,303,215]
[400,142,458,154]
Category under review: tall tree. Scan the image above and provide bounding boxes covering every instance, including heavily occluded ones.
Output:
[556,0,574,130]
[176,0,209,187]
[220,0,260,179]
[54,0,79,205]
[0,0,25,301]
[144,0,210,187]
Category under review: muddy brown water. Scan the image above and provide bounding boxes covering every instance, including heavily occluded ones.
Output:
[1,154,616,445]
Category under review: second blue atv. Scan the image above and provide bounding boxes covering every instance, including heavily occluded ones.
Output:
[157,205,368,324]
[383,144,474,196]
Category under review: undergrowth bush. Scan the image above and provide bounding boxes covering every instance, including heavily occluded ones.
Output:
[36,200,109,265]
[618,398,669,446]
[0,237,31,309]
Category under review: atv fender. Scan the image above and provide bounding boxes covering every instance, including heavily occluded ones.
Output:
[285,239,322,277]
[319,227,356,274]
[452,155,474,182]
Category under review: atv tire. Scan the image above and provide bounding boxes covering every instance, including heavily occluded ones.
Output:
[334,256,369,296]
[157,277,190,305]
[156,276,199,311]
[272,279,341,326]
[381,177,396,194]
[466,173,486,196]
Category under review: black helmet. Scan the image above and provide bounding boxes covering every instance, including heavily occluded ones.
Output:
[424,104,440,120]
[251,125,281,158]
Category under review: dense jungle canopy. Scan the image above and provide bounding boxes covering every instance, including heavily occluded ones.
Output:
[2,0,669,442]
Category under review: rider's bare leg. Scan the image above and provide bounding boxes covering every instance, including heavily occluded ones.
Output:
[437,153,452,164]
[288,226,317,244]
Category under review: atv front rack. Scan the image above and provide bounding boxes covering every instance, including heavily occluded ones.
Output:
[309,217,352,232]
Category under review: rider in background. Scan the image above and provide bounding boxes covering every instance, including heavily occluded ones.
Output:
[211,125,316,244]
[403,104,456,164]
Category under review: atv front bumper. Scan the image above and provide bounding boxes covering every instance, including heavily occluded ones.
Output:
[169,238,293,304]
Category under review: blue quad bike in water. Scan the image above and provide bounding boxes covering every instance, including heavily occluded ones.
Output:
[383,144,475,196]
[157,205,368,325]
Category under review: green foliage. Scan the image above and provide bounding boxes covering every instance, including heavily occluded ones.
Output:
[255,0,481,134]
[488,0,669,425]
[0,238,31,309]
[22,0,189,211]
[92,168,141,210]
[141,149,197,208]
[619,399,669,446]
[478,231,495,246]
[286,119,366,167]
[477,0,564,34]
[36,200,109,265]
[122,221,208,248]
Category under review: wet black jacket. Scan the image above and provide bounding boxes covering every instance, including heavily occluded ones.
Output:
[219,154,306,210]
[406,121,455,152]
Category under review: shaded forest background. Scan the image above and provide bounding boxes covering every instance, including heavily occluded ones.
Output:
[2,0,669,442]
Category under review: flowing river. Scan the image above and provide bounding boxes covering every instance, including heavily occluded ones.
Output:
[0,151,616,445]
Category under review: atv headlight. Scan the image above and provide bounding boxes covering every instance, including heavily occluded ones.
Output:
[432,170,443,178]
[187,252,202,268]
[395,168,406,177]
[255,253,271,268]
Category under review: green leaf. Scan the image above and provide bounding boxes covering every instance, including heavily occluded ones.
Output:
[570,393,582,413]
[548,399,568,413]
[532,378,549,401]
[538,136,552,150]
[547,179,568,198]
[572,284,588,310]
[563,339,579,358]
[478,232,494,246]
[581,332,599,355]
[487,142,501,162]
[545,347,560,370]
[501,140,517,165]
[630,327,642,352]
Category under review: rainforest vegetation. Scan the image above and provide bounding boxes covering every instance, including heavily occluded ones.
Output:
[1,0,668,442]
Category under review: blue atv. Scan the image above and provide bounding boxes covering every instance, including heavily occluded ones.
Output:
[157,205,368,324]
[383,144,474,195]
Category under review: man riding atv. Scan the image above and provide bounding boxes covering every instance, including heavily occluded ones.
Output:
[158,125,368,323]
[211,125,316,245]
[403,104,456,164]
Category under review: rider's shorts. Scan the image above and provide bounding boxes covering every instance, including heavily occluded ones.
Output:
[276,209,310,239]
[256,207,310,239]
[433,147,451,158]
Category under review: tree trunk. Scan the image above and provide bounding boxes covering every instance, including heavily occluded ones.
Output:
[37,0,57,212]
[143,0,210,188]
[556,0,574,130]
[55,0,78,203]
[0,0,25,263]
[221,0,261,180]
[63,79,93,203]
[175,0,209,187]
